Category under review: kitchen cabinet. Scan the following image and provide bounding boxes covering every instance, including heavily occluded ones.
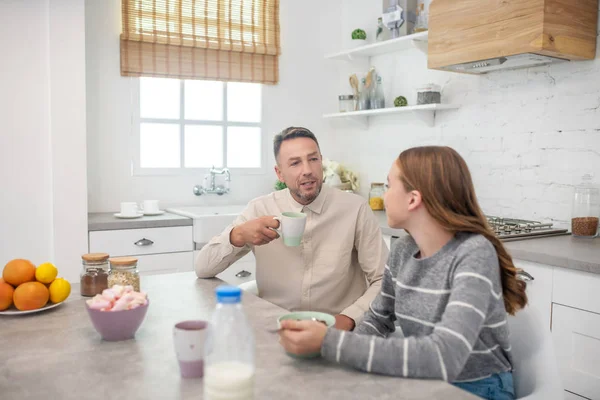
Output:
[88,226,194,275]
[134,252,194,276]
[512,259,600,399]
[428,0,598,73]
[552,268,600,399]
[209,251,256,286]
[513,260,554,330]
[552,304,600,399]
[553,267,600,315]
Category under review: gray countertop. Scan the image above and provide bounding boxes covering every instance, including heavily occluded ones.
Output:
[374,211,600,275]
[0,272,476,400]
[88,211,192,231]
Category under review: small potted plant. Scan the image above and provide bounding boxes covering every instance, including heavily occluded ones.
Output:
[351,28,367,48]
[394,95,408,107]
[274,180,287,191]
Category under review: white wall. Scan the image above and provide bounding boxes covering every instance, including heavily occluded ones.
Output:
[0,0,88,282]
[328,0,600,228]
[85,0,342,212]
[0,1,54,265]
[49,0,89,282]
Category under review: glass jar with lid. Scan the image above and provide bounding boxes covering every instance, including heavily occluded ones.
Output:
[416,83,441,105]
[571,174,600,238]
[338,95,356,113]
[80,253,110,297]
[108,257,140,291]
[369,183,386,211]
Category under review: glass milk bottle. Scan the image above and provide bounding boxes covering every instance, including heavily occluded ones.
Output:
[204,286,255,400]
[571,174,600,238]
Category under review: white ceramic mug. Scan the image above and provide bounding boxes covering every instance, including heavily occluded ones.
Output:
[173,320,208,378]
[273,212,307,246]
[141,200,160,214]
[120,202,140,217]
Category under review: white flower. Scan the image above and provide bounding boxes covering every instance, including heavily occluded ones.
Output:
[322,158,359,191]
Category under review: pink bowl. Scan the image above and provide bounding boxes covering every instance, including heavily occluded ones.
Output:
[85,300,149,341]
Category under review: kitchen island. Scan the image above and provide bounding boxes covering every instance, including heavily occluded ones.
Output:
[1,272,476,400]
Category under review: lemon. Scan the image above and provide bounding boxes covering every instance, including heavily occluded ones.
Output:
[35,262,58,284]
[49,278,71,303]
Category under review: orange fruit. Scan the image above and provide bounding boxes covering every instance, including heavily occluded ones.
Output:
[0,282,14,311]
[13,282,49,311]
[3,259,36,287]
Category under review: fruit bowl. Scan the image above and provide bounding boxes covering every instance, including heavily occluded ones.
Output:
[85,300,149,341]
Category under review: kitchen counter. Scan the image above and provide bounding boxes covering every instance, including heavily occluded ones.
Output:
[88,211,192,231]
[0,272,476,400]
[375,211,600,275]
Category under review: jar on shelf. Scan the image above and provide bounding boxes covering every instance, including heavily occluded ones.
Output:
[369,183,386,211]
[80,253,110,297]
[338,95,356,112]
[108,256,140,291]
[571,174,600,238]
[416,83,441,105]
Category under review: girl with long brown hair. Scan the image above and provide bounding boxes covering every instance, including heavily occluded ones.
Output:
[278,146,527,400]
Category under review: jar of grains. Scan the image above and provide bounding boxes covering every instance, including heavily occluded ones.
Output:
[80,253,110,297]
[108,256,140,291]
[571,174,600,238]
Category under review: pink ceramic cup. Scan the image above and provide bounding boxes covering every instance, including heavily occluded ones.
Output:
[173,320,208,378]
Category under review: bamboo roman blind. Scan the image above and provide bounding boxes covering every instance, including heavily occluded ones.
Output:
[120,0,280,84]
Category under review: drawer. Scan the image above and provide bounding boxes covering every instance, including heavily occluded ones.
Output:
[195,251,256,286]
[89,226,193,257]
[553,267,600,315]
[136,252,194,276]
[552,304,600,399]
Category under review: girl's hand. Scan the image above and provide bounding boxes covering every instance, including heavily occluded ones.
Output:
[278,320,328,355]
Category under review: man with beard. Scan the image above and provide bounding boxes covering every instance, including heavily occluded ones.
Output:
[195,127,387,330]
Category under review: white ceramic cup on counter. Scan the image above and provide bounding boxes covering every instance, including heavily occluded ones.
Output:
[173,320,208,378]
[273,212,307,246]
[120,202,140,217]
[141,200,160,214]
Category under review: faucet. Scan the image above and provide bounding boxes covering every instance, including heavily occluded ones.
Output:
[193,166,231,196]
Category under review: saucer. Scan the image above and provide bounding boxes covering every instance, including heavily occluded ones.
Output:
[143,210,165,216]
[114,213,144,219]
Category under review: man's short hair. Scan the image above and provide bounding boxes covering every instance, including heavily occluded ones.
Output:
[273,127,320,163]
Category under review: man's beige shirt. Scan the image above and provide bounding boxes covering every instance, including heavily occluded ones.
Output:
[195,185,388,322]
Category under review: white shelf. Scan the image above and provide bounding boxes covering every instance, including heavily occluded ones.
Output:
[325,31,428,61]
[323,103,459,127]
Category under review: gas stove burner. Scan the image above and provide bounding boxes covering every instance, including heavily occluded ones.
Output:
[486,216,569,241]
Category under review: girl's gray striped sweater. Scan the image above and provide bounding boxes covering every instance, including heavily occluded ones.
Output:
[321,232,513,382]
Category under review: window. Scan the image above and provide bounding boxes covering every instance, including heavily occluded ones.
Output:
[134,77,263,174]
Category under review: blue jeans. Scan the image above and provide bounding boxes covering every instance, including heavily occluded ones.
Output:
[453,372,515,400]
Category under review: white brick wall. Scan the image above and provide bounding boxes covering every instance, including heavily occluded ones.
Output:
[326,1,600,228]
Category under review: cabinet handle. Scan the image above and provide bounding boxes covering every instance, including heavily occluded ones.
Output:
[235,270,252,278]
[516,269,534,282]
[134,238,154,246]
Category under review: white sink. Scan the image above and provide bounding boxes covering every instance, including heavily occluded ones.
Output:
[167,205,245,244]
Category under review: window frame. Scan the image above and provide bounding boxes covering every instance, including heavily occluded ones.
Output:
[130,78,266,177]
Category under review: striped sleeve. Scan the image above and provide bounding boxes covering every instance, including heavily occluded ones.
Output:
[354,264,396,337]
[321,241,499,382]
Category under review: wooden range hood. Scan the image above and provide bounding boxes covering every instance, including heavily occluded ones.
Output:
[428,0,599,74]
